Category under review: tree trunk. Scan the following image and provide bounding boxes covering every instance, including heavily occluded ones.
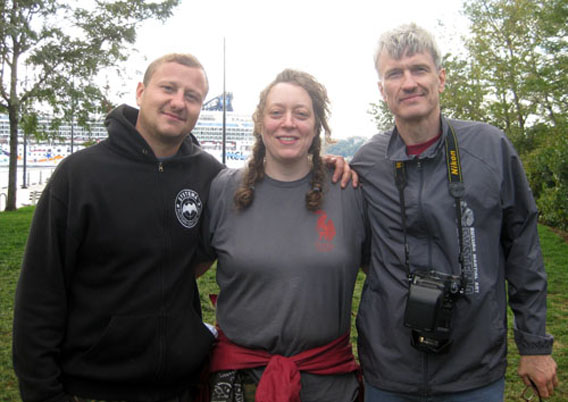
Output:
[6,35,20,211]
[6,105,19,211]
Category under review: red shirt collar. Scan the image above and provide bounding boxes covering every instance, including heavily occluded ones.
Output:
[406,132,442,156]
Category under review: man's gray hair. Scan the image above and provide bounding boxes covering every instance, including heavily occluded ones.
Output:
[374,23,442,77]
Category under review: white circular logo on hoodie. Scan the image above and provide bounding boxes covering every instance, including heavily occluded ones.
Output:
[175,189,202,229]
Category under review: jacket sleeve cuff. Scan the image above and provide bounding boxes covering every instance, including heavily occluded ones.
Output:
[514,329,554,355]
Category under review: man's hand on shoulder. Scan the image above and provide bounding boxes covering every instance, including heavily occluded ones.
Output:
[322,154,359,188]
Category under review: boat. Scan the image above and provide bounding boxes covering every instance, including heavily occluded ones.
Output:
[192,93,253,168]
[0,93,254,169]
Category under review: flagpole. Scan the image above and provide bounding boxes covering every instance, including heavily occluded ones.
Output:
[222,37,226,165]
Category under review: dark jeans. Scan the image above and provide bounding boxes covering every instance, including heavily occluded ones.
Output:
[71,388,194,402]
[364,378,505,402]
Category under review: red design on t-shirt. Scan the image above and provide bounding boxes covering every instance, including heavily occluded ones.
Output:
[315,210,336,251]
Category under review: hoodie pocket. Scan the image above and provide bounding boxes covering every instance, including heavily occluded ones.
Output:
[81,314,160,382]
[160,310,215,383]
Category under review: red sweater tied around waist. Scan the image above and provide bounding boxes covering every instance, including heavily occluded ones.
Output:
[210,330,360,402]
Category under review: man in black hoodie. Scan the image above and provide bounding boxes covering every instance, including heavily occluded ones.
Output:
[13,53,224,402]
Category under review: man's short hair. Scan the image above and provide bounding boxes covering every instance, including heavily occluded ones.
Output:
[374,23,442,77]
[143,53,209,94]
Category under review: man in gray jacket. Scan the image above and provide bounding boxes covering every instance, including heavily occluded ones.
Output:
[351,23,558,401]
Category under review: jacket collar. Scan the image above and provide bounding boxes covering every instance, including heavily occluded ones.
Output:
[386,115,450,162]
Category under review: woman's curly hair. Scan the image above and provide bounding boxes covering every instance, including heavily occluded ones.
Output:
[233,69,333,212]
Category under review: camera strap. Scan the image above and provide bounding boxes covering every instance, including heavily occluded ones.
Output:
[394,122,466,285]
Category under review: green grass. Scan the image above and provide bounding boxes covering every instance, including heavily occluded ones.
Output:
[502,226,568,401]
[1,207,566,401]
[0,207,35,400]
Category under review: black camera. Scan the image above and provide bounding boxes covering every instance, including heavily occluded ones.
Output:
[403,270,463,353]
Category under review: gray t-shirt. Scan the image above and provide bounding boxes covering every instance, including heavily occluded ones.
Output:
[205,168,368,401]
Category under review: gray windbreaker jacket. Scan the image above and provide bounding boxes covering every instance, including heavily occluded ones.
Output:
[352,117,553,395]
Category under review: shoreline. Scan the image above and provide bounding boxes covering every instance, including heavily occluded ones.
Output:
[0,166,55,210]
[1,148,246,211]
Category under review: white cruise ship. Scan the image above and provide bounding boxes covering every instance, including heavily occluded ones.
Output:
[192,93,253,168]
[0,93,254,169]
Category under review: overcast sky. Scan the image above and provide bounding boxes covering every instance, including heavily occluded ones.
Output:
[115,0,470,139]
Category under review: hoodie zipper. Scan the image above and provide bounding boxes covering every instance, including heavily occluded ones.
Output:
[156,159,167,382]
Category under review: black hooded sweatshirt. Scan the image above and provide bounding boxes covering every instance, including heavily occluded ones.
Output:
[13,105,224,402]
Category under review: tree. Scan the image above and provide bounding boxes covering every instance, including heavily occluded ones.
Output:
[528,0,568,127]
[368,100,394,133]
[462,0,567,138]
[461,0,568,227]
[440,54,487,123]
[0,0,179,211]
[523,124,568,230]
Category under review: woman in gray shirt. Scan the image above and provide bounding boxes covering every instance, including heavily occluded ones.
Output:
[202,69,368,402]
